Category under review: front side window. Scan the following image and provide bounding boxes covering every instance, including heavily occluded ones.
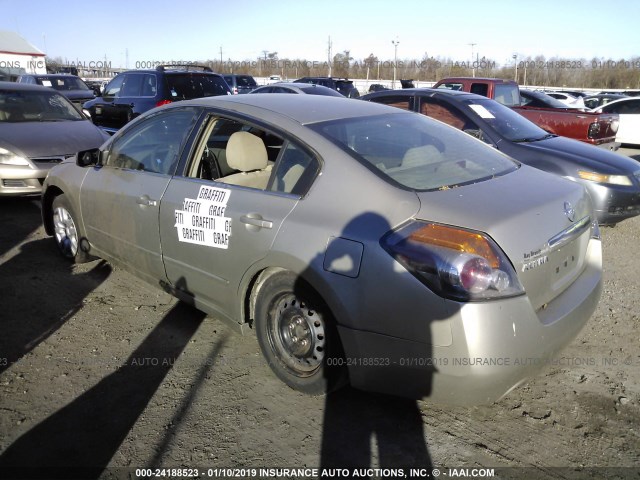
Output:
[104,75,125,97]
[105,108,198,174]
[312,112,517,191]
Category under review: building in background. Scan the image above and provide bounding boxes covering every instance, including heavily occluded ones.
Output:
[0,31,46,81]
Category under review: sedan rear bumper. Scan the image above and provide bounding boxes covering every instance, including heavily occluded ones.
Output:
[338,238,602,405]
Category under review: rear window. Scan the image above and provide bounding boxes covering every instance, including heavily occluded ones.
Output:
[36,76,90,91]
[166,74,230,99]
[312,112,518,191]
[237,76,257,87]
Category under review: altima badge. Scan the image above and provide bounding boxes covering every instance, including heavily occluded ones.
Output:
[564,201,576,222]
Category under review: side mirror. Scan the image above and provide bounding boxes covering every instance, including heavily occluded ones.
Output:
[76,148,101,167]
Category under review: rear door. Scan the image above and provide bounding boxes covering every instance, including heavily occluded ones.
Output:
[158,113,319,320]
[79,107,200,284]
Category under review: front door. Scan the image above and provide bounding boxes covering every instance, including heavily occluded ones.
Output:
[79,107,200,284]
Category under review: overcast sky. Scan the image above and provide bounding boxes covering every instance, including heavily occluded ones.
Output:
[1,0,638,68]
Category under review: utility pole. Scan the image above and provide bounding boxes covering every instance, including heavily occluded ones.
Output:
[468,43,476,77]
[392,37,399,89]
[328,36,333,77]
[220,46,223,71]
[513,54,518,82]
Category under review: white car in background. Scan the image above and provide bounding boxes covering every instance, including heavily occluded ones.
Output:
[593,97,640,146]
[546,91,585,108]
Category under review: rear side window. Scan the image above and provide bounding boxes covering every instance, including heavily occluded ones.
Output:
[237,76,257,87]
[436,82,464,91]
[121,74,145,96]
[370,95,412,111]
[470,83,488,96]
[167,74,230,99]
[494,84,520,107]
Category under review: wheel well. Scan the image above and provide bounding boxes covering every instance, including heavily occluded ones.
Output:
[244,267,286,328]
[244,267,334,329]
[42,186,64,235]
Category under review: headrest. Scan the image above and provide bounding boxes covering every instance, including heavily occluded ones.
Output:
[226,131,268,172]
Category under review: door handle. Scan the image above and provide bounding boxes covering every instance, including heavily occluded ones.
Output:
[136,195,157,207]
[240,214,273,229]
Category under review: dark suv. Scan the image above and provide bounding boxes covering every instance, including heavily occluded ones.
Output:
[16,74,95,111]
[293,77,360,98]
[223,74,258,94]
[83,65,231,132]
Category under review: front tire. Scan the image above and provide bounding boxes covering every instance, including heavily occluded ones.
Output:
[52,194,91,263]
[255,271,347,395]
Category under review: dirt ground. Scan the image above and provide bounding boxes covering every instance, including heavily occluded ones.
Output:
[1,152,639,480]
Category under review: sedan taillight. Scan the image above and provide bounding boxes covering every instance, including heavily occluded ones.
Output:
[382,221,524,302]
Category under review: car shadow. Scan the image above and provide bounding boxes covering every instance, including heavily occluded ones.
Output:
[0,197,42,257]
[291,212,455,472]
[0,299,212,479]
[0,237,112,375]
[320,387,433,471]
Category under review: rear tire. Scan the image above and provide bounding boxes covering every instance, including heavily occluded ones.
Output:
[255,271,347,395]
[51,194,92,263]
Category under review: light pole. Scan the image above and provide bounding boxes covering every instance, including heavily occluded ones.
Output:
[392,38,399,89]
[513,54,518,82]
[468,43,476,77]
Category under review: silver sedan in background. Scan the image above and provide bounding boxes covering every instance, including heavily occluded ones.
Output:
[41,95,602,404]
[0,82,108,196]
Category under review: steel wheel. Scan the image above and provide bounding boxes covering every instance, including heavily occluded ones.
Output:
[268,292,326,376]
[255,270,347,395]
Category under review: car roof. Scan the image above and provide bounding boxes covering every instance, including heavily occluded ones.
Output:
[177,93,404,124]
[365,87,486,101]
[437,77,517,84]
[0,81,60,92]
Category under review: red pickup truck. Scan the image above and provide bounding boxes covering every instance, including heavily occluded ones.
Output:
[433,77,619,148]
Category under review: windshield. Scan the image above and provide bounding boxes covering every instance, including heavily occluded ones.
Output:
[37,76,90,91]
[0,90,84,122]
[462,98,550,142]
[312,112,518,191]
[167,74,230,99]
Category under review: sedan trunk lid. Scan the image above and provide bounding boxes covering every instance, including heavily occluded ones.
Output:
[414,165,594,310]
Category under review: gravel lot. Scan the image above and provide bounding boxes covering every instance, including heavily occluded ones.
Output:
[1,149,639,480]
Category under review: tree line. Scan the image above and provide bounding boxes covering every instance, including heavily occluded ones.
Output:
[47,51,640,89]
